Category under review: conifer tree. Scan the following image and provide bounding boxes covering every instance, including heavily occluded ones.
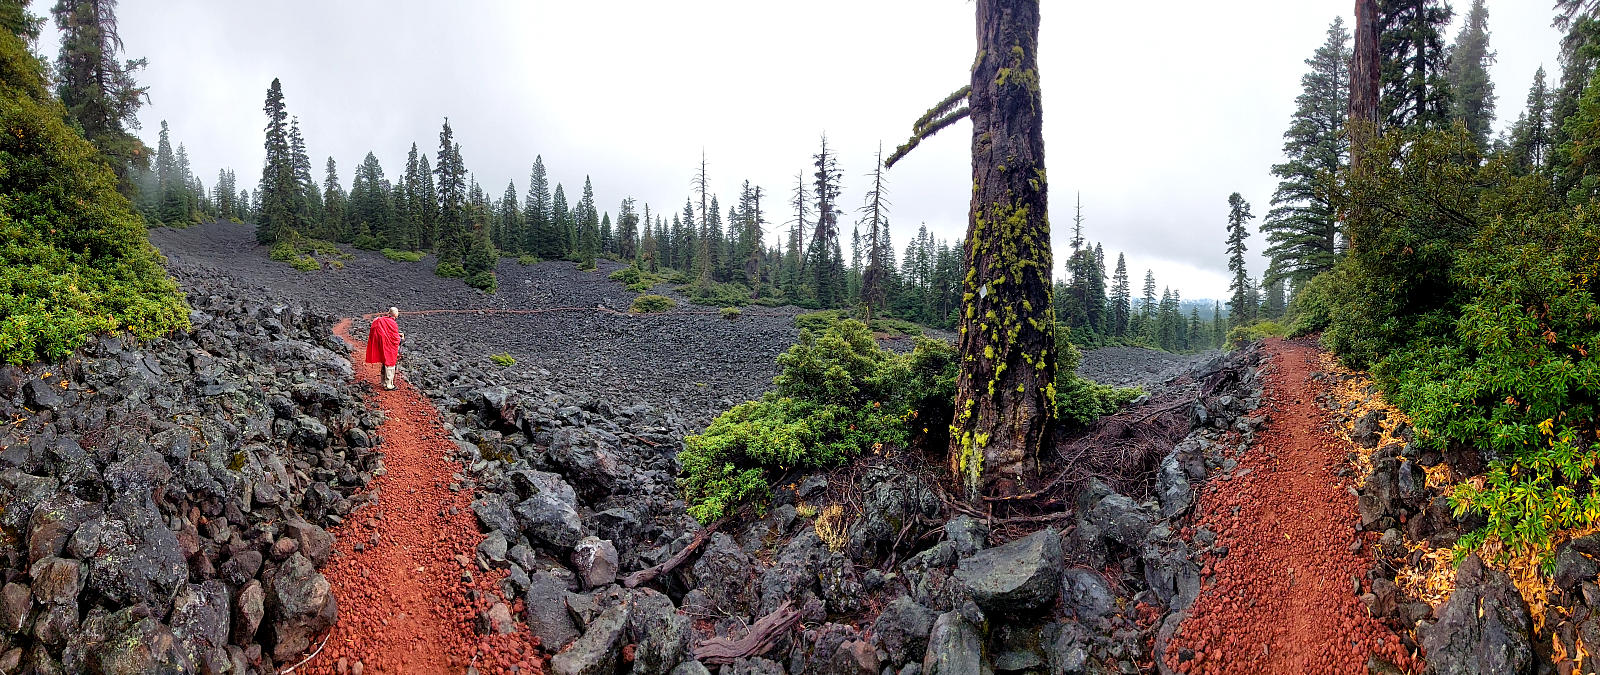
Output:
[1225,192,1255,327]
[1088,242,1108,333]
[154,120,180,224]
[497,182,521,253]
[52,0,147,188]
[287,117,317,231]
[414,153,437,250]
[1141,270,1157,323]
[1264,18,1349,291]
[552,184,571,259]
[860,147,891,318]
[349,151,393,242]
[1507,67,1554,173]
[434,118,468,262]
[617,197,639,261]
[1110,253,1130,336]
[576,176,599,257]
[321,157,345,241]
[256,78,296,243]
[1212,302,1225,347]
[524,156,552,257]
[807,135,844,306]
[785,171,809,297]
[1446,0,1496,151]
[1378,0,1455,130]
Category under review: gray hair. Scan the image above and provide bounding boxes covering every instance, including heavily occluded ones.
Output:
[388,307,400,317]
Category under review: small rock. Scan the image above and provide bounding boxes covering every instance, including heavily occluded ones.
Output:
[570,537,619,590]
[953,528,1061,614]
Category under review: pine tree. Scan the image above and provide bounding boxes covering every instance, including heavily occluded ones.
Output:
[552,184,572,259]
[617,197,639,261]
[434,118,468,262]
[154,120,182,224]
[785,171,810,297]
[1263,18,1349,291]
[576,175,599,258]
[807,135,844,306]
[414,153,437,251]
[1506,67,1554,173]
[1445,0,1496,151]
[524,156,552,257]
[1378,0,1454,130]
[51,0,147,189]
[1110,253,1130,336]
[321,157,345,241]
[497,182,521,254]
[1141,269,1157,323]
[1225,192,1255,327]
[287,117,317,232]
[256,78,295,243]
[1263,276,1286,318]
[1212,301,1225,348]
[860,146,891,318]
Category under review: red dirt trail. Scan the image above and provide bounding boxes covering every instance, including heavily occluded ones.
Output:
[1164,338,1419,675]
[292,319,541,675]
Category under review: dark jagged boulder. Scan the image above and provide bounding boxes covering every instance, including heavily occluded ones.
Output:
[264,552,338,662]
[523,570,579,652]
[953,528,1062,614]
[874,595,936,665]
[550,600,629,675]
[845,466,942,565]
[629,588,694,675]
[1418,554,1533,675]
[923,611,989,675]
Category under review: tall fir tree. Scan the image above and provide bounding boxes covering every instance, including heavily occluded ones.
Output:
[1225,192,1255,327]
[496,182,521,254]
[1378,0,1454,130]
[51,0,147,190]
[321,157,345,241]
[524,156,552,258]
[785,171,810,297]
[434,119,468,262]
[1263,18,1350,291]
[1445,0,1496,151]
[256,78,296,243]
[860,146,891,318]
[1506,67,1554,173]
[1110,253,1130,336]
[807,135,844,306]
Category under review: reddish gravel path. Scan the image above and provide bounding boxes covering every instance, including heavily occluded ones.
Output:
[1164,338,1419,675]
[292,319,541,675]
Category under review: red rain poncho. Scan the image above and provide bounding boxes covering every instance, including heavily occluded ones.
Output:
[365,316,401,366]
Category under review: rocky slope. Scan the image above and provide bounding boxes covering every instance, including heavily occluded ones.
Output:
[0,268,374,673]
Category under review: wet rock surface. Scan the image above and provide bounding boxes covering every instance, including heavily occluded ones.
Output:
[0,268,375,672]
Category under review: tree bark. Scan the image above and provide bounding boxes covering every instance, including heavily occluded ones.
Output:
[1350,0,1381,172]
[949,0,1055,500]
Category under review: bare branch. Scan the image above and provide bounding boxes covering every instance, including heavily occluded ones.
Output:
[886,106,970,169]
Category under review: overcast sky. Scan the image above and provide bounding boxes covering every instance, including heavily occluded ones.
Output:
[30,0,1564,299]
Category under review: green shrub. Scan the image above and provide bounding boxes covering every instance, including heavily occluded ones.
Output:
[576,257,597,271]
[1054,325,1142,427]
[680,320,956,522]
[268,240,298,262]
[609,265,664,292]
[679,280,752,307]
[721,307,742,320]
[0,28,189,365]
[631,294,675,313]
[795,310,843,332]
[350,234,382,251]
[1286,271,1337,337]
[382,248,425,262]
[290,255,320,271]
[1225,321,1287,349]
[517,254,539,266]
[466,271,498,293]
[489,353,516,367]
[434,262,467,278]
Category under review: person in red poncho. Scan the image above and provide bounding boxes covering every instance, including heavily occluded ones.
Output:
[365,307,405,390]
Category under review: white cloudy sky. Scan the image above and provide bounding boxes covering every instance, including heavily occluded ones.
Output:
[30,0,1564,299]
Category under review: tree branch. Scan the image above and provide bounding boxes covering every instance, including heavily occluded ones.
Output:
[885,85,972,169]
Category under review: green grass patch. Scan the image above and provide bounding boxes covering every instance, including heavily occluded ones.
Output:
[489,353,516,367]
[382,248,425,262]
[721,307,742,320]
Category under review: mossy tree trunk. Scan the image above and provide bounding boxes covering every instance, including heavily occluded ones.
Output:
[949,0,1055,500]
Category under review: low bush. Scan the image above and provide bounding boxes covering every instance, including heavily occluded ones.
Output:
[290,255,320,272]
[609,265,665,292]
[466,271,498,293]
[721,307,742,320]
[434,262,467,279]
[794,309,924,337]
[575,257,597,271]
[630,294,675,313]
[517,254,539,266]
[680,320,957,522]
[382,248,425,262]
[1286,271,1337,337]
[680,280,752,307]
[350,234,383,251]
[489,353,516,367]
[794,310,843,333]
[1225,321,1287,349]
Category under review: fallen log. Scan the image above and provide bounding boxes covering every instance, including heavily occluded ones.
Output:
[622,518,723,588]
[693,601,801,664]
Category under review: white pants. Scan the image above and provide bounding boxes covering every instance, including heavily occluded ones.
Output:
[381,364,397,389]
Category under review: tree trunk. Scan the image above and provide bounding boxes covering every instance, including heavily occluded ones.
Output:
[949,0,1055,500]
[1350,0,1381,171]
